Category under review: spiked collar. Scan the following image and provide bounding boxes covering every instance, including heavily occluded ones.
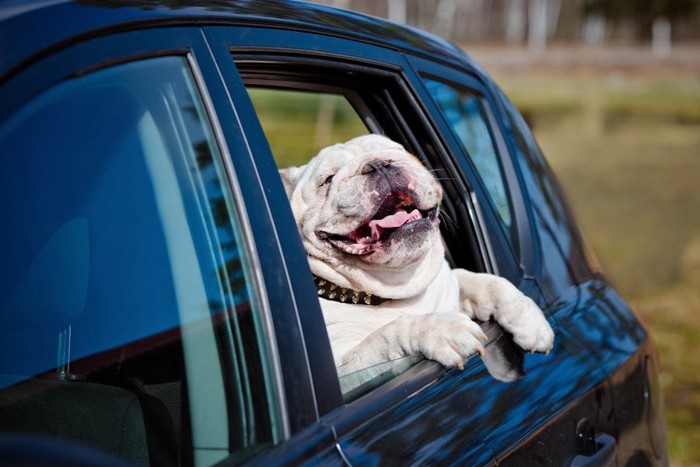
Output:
[313,275,389,306]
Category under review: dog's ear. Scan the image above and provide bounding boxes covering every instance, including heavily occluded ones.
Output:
[278,166,301,199]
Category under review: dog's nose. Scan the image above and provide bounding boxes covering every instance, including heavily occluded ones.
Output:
[361,159,392,175]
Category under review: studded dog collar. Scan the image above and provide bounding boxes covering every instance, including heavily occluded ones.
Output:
[313,275,389,306]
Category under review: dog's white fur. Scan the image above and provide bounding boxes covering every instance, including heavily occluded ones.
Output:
[281,135,554,376]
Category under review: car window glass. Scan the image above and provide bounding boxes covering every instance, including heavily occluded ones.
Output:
[423,79,514,232]
[0,56,280,465]
[340,356,423,402]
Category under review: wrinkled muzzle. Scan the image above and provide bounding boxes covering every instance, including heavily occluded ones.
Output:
[315,157,441,261]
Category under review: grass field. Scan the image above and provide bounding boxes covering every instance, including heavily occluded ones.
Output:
[488,59,700,465]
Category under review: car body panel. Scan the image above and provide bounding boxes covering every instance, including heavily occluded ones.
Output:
[326,328,614,465]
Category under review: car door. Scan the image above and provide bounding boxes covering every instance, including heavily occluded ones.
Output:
[201,24,620,465]
[0,20,346,466]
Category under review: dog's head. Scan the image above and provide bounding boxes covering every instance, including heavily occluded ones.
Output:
[280,135,445,297]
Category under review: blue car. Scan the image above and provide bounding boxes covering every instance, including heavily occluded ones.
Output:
[0,1,667,465]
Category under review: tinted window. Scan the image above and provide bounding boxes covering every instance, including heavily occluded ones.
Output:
[424,79,514,233]
[0,57,279,465]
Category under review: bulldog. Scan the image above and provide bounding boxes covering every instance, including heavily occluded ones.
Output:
[280,134,554,378]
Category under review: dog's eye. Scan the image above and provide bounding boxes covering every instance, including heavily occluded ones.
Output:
[320,174,334,187]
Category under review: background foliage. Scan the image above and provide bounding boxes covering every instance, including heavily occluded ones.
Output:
[315,0,700,47]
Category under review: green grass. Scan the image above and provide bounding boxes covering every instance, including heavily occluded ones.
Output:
[497,72,700,466]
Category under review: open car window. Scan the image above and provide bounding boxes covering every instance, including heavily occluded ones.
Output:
[237,58,489,401]
[244,85,422,401]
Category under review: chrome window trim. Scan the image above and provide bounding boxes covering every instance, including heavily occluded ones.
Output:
[186,51,291,441]
[469,190,499,276]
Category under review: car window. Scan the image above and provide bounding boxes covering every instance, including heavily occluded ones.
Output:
[0,56,280,466]
[423,78,514,236]
[240,63,489,401]
[339,356,423,402]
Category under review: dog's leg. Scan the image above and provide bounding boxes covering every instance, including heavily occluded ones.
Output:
[337,312,488,376]
[453,269,554,355]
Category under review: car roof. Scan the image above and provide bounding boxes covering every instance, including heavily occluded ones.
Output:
[0,0,475,81]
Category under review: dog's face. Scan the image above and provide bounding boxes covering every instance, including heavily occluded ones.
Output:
[281,135,442,271]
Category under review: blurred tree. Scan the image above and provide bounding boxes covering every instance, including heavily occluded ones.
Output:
[504,0,527,44]
[387,0,407,23]
[434,0,459,41]
[527,0,562,51]
[583,0,699,41]
[310,0,700,45]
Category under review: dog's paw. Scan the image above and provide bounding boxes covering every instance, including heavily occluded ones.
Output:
[503,295,555,355]
[412,313,488,370]
[455,271,554,355]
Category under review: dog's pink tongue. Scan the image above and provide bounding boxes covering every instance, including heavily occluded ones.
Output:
[368,209,421,241]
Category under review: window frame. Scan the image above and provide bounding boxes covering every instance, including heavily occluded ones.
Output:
[205,21,542,451]
[422,77,516,239]
[209,29,516,426]
[230,55,470,406]
[406,56,537,286]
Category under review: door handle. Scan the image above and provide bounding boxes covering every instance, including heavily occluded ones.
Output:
[571,433,616,466]
[571,418,616,467]
[571,418,617,467]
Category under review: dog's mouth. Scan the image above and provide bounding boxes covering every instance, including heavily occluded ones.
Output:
[318,191,438,255]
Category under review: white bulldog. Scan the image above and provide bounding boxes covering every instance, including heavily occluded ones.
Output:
[280,134,554,377]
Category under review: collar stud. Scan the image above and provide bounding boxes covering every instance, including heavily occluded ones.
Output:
[313,275,388,306]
